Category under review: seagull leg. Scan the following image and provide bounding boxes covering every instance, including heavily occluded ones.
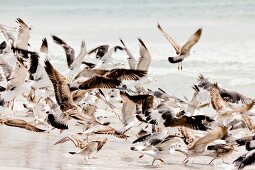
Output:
[152,124,156,132]
[182,157,189,164]
[152,159,156,166]
[209,158,216,164]
[178,63,180,70]
[181,62,183,70]
[11,98,15,110]
[159,159,165,164]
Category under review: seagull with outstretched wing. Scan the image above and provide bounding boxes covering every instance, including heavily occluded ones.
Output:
[157,23,202,70]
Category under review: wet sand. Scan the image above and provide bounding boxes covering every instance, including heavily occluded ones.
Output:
[1,123,255,170]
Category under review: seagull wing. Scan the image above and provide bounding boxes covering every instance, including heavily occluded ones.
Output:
[136,38,151,71]
[95,138,107,152]
[190,125,227,151]
[0,41,7,49]
[180,127,198,145]
[120,39,137,69]
[16,18,30,29]
[181,28,202,55]
[157,23,181,54]
[54,135,81,147]
[207,144,233,153]
[9,57,27,87]
[47,114,69,130]
[120,93,136,126]
[83,104,97,116]
[93,126,128,139]
[240,112,255,131]
[157,108,211,130]
[78,76,121,90]
[105,68,147,81]
[75,68,107,79]
[210,84,228,112]
[4,119,45,132]
[40,38,48,54]
[0,25,15,43]
[52,35,75,68]
[219,88,254,105]
[44,60,75,111]
[70,40,87,69]
[211,84,253,114]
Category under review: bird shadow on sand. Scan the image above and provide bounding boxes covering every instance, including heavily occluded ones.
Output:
[182,163,213,169]
[134,162,190,169]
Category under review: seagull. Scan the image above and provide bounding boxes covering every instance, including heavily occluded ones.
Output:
[119,38,154,92]
[54,135,108,162]
[119,91,137,132]
[204,143,235,164]
[14,18,31,54]
[69,138,107,162]
[176,125,228,164]
[44,60,101,128]
[131,131,182,165]
[198,75,255,105]
[186,85,210,114]
[54,134,88,149]
[0,118,45,132]
[180,126,234,166]
[233,144,255,169]
[142,96,213,130]
[209,84,253,124]
[235,135,255,146]
[52,35,88,80]
[52,35,75,69]
[134,38,152,93]
[0,57,28,109]
[157,23,202,70]
[10,39,52,90]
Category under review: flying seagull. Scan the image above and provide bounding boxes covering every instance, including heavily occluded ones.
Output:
[14,18,31,52]
[52,35,75,68]
[176,125,228,164]
[157,23,202,70]
[131,132,182,165]
[0,118,45,132]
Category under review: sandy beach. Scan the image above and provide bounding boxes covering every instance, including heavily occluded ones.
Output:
[0,121,255,170]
